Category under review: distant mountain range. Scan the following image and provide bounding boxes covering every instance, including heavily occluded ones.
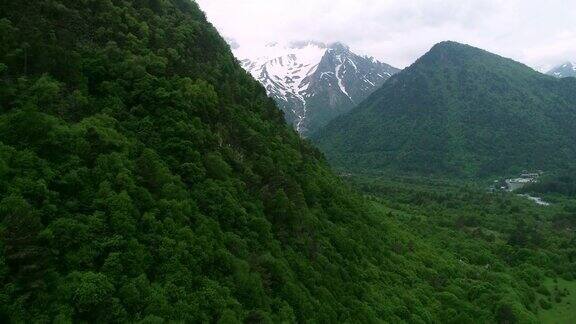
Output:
[547,62,576,78]
[234,41,399,135]
[314,41,576,178]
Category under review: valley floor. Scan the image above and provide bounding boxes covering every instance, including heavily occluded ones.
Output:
[345,174,576,322]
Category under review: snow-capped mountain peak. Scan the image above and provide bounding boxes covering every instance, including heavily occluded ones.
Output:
[547,61,576,78]
[235,41,400,135]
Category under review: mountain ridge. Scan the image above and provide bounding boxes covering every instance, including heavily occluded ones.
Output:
[314,41,576,177]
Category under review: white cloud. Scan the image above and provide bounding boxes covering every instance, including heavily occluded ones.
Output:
[195,0,576,71]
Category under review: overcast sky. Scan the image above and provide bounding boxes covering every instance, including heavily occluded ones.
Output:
[195,0,576,71]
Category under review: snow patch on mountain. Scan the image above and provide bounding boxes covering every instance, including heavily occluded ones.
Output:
[335,59,352,101]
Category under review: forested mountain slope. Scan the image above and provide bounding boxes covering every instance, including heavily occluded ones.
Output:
[314,42,576,178]
[0,0,391,321]
[0,1,572,323]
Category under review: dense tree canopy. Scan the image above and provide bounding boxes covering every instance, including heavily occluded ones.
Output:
[0,0,388,321]
[0,1,574,323]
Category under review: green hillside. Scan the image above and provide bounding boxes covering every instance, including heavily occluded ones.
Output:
[1,1,575,322]
[314,41,576,178]
[347,174,576,324]
[0,0,392,321]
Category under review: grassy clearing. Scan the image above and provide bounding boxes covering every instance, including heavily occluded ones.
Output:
[537,278,576,324]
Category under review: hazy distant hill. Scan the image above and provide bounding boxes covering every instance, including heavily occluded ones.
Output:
[547,62,576,78]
